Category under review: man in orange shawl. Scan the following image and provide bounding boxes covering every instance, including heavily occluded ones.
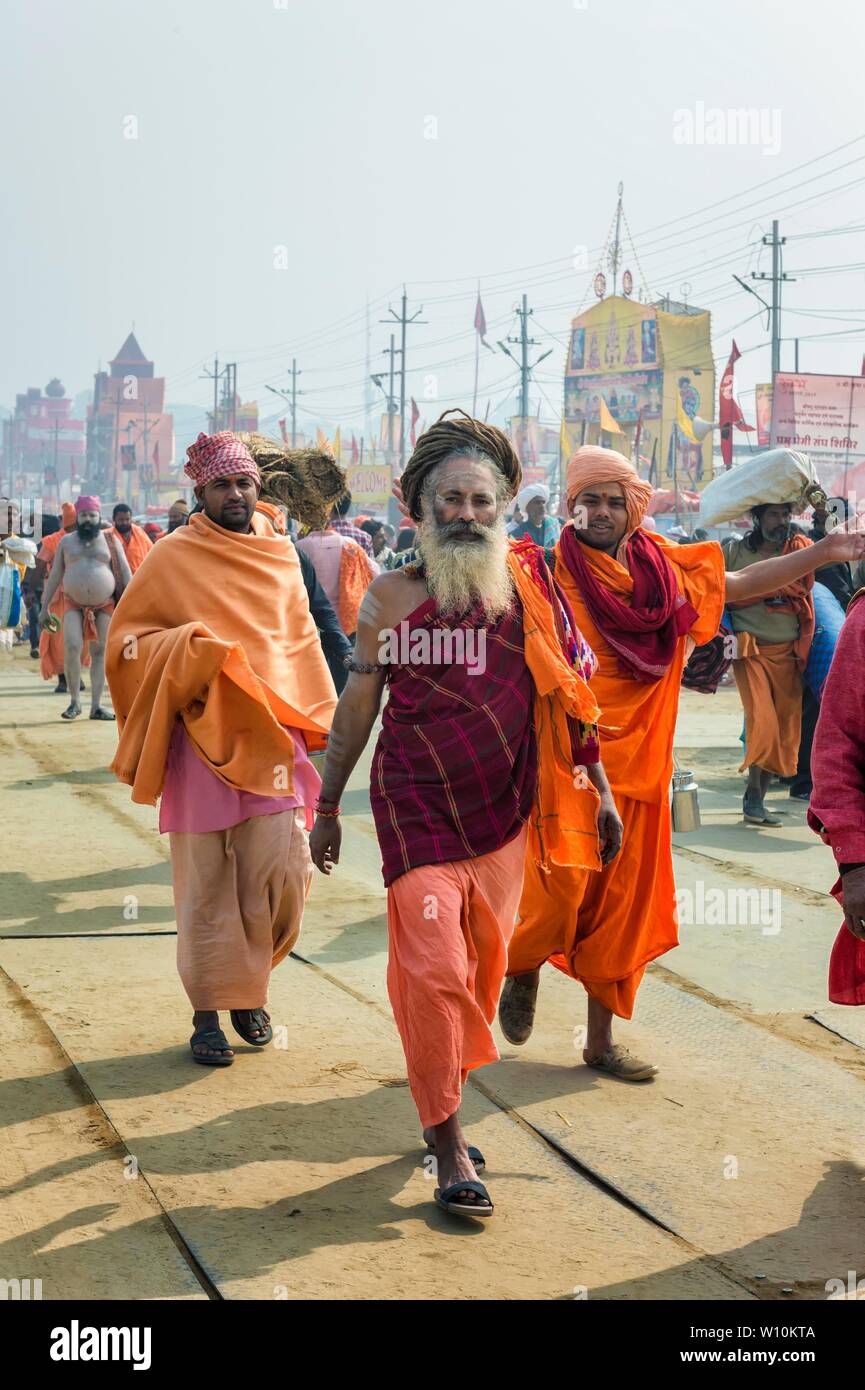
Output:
[309,412,620,1219]
[501,445,865,1080]
[33,503,91,693]
[106,432,337,1067]
[111,503,153,573]
[725,503,814,826]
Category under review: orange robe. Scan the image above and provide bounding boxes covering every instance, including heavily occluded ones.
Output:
[508,530,725,1018]
[37,529,92,680]
[112,523,153,573]
[106,511,337,806]
[727,534,814,776]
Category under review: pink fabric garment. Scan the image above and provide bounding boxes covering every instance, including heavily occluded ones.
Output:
[170,808,312,1009]
[159,721,321,834]
[295,531,349,611]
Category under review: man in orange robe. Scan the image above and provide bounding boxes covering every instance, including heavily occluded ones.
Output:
[107,432,337,1067]
[501,445,865,1080]
[111,503,153,573]
[725,503,814,825]
[34,503,91,693]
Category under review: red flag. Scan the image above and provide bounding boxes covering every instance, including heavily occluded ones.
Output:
[474,293,494,351]
[410,397,420,447]
[351,434,359,465]
[152,440,159,465]
[718,341,754,469]
[277,418,287,442]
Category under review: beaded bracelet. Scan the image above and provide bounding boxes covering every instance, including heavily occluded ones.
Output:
[344,655,385,673]
[315,804,341,818]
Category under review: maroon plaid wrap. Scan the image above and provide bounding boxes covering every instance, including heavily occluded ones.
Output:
[371,597,540,885]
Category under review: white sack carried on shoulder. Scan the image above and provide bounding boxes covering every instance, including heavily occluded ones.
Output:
[698,449,819,528]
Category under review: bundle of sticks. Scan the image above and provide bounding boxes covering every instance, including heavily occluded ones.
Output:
[236,432,347,532]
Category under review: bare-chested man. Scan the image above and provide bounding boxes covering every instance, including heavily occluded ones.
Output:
[39,495,131,721]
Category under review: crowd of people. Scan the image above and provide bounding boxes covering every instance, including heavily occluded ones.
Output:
[3,415,865,1221]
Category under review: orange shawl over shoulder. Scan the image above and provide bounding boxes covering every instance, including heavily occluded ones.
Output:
[506,544,602,874]
[106,511,336,805]
[112,523,153,574]
[337,537,373,635]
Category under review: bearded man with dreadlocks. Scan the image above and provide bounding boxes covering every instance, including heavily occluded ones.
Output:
[309,410,621,1220]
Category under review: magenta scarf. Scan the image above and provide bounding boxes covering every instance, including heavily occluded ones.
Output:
[559,525,698,683]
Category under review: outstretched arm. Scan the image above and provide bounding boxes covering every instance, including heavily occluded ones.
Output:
[725,531,865,603]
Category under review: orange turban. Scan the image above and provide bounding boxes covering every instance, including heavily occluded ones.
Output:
[61,502,76,527]
[566,446,653,541]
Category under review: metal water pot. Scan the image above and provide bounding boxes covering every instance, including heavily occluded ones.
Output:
[671,768,701,832]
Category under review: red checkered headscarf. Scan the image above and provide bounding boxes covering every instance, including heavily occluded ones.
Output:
[184,432,261,488]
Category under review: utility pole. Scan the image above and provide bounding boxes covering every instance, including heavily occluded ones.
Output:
[387,333,397,463]
[370,337,401,522]
[370,337,399,466]
[382,288,426,473]
[204,356,219,432]
[265,358,304,447]
[518,294,531,420]
[610,181,624,297]
[752,220,795,381]
[221,362,237,432]
[364,297,374,445]
[497,295,551,459]
[141,402,153,509]
[289,358,300,446]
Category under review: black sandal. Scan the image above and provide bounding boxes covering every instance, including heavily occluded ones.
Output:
[230,1008,273,1046]
[190,1026,235,1066]
[434,1179,494,1218]
[89,707,115,720]
[60,703,82,720]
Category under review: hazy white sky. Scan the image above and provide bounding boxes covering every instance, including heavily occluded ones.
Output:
[3,0,863,435]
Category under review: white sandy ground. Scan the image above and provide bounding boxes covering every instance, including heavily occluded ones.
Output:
[1,650,863,1301]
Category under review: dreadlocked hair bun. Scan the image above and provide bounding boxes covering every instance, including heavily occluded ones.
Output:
[399,409,522,522]
[236,433,347,532]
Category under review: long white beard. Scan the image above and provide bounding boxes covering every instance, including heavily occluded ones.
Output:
[418,515,514,620]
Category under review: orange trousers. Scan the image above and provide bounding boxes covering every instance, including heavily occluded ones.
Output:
[732,640,802,777]
[170,808,312,1009]
[507,795,677,1019]
[386,825,528,1128]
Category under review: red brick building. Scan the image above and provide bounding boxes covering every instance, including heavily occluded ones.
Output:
[87,332,175,508]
